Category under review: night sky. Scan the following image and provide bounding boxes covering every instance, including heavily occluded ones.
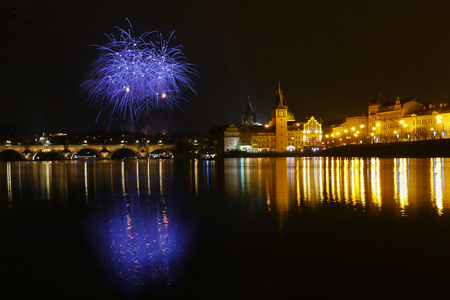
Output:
[2,0,450,136]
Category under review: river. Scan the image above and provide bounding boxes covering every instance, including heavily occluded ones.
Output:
[1,157,450,298]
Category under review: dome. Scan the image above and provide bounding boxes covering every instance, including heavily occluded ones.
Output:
[287,110,295,122]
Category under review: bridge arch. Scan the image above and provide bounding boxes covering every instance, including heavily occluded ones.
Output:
[71,148,99,159]
[0,149,22,161]
[110,148,138,159]
[33,149,61,161]
[148,149,174,159]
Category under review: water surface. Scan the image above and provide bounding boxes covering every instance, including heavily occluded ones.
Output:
[1,157,450,298]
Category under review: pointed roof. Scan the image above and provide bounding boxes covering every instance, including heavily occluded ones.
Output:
[375,90,387,104]
[244,96,254,114]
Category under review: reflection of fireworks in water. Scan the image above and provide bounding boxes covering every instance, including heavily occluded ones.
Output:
[81,20,197,125]
[85,160,195,297]
[87,195,193,297]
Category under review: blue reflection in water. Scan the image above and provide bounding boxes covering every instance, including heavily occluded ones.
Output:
[85,160,194,297]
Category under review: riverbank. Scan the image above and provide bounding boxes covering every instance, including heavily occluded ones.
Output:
[222,139,450,158]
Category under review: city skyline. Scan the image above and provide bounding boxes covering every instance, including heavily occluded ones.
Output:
[2,1,450,136]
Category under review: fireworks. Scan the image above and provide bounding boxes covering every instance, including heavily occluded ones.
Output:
[81,21,197,125]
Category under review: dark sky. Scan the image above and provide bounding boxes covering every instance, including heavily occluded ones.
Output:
[2,0,450,136]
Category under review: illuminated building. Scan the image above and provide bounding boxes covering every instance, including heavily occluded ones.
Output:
[401,103,450,140]
[269,82,289,151]
[368,92,423,143]
[211,82,323,153]
[326,90,436,146]
[331,114,368,145]
[224,124,240,152]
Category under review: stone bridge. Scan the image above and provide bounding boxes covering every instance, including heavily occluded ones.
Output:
[0,143,177,160]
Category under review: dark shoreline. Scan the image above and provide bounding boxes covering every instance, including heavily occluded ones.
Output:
[221,139,450,158]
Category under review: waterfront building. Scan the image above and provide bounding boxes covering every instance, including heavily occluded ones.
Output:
[223,124,240,152]
[269,82,289,152]
[298,116,323,150]
[331,113,368,145]
[210,82,322,153]
[401,103,450,140]
[326,90,438,146]
[368,92,423,143]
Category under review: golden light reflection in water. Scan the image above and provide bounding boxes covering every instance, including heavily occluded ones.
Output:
[393,158,409,216]
[370,158,382,210]
[330,157,336,200]
[223,157,450,219]
[2,158,450,218]
[302,158,310,204]
[431,158,444,216]
[37,162,53,201]
[335,158,341,201]
[147,160,152,196]
[325,158,367,207]
[194,159,198,197]
[275,158,289,230]
[265,174,271,212]
[136,160,140,197]
[121,160,127,197]
[84,161,89,201]
[7,162,12,203]
[343,158,350,203]
[296,159,301,210]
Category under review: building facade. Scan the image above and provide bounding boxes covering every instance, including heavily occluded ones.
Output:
[325,90,450,146]
[213,82,323,153]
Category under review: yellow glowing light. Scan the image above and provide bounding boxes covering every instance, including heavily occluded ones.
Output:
[403,124,407,127]
[372,127,376,130]
[437,116,442,120]
[337,132,340,135]
[351,127,355,131]
[360,124,365,128]
[376,123,380,126]
[394,131,397,134]
[344,130,348,133]
[400,120,404,124]
[264,124,269,128]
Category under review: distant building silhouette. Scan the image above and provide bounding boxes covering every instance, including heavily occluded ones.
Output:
[242,97,258,125]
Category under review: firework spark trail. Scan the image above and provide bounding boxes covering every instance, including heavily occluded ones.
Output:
[81,21,197,125]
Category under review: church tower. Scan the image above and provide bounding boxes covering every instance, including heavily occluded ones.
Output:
[242,97,257,125]
[271,82,288,152]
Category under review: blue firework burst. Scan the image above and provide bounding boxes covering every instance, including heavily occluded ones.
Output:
[81,21,197,125]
